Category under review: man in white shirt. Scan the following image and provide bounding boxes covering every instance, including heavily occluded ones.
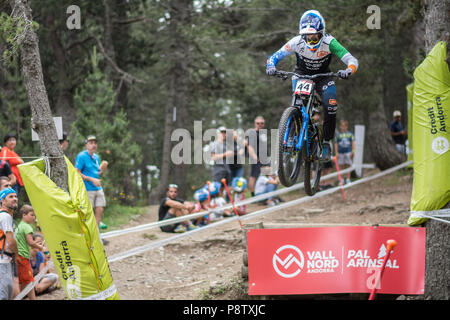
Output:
[0,188,19,300]
[255,166,280,206]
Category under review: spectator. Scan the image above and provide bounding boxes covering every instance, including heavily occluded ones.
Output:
[0,176,13,190]
[229,131,244,182]
[334,120,355,184]
[210,192,234,219]
[158,184,197,233]
[192,188,211,226]
[229,131,256,182]
[247,116,267,197]
[390,110,407,154]
[0,133,24,196]
[0,160,16,187]
[29,233,59,296]
[0,181,19,298]
[0,188,19,300]
[255,165,280,206]
[319,160,334,190]
[15,205,44,300]
[211,127,234,195]
[231,177,247,216]
[75,135,109,245]
[59,132,69,152]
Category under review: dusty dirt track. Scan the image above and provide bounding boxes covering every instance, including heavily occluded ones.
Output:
[39,168,416,300]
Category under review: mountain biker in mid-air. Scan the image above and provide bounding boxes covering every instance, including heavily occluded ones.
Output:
[266,9,359,162]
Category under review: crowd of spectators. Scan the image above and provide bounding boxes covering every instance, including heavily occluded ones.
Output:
[159,116,279,233]
[0,132,66,300]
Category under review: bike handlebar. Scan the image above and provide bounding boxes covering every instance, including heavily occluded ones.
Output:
[274,70,339,80]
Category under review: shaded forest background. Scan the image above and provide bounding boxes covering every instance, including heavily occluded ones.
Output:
[0,0,424,205]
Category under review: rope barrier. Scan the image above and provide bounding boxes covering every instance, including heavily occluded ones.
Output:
[107,160,413,263]
[13,263,51,300]
[102,166,356,239]
[410,208,450,224]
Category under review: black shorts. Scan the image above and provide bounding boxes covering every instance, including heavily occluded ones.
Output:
[250,162,262,178]
[160,212,179,233]
[323,161,333,169]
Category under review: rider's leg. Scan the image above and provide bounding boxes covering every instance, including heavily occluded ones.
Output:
[315,78,337,161]
[319,81,338,142]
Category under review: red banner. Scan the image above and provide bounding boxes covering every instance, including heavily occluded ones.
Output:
[247,226,425,296]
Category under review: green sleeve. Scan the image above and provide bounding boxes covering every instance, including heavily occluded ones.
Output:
[329,38,349,59]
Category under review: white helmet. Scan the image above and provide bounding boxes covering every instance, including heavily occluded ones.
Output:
[299,10,326,50]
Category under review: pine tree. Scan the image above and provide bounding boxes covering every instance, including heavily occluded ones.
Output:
[69,47,142,204]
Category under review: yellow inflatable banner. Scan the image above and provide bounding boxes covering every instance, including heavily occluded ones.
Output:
[18,157,119,300]
[406,83,414,167]
[409,41,450,226]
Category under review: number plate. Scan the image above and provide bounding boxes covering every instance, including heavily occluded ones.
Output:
[295,79,314,95]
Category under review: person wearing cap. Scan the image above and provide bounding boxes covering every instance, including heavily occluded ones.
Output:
[247,116,267,197]
[0,188,19,300]
[389,110,407,154]
[75,135,109,244]
[59,132,69,152]
[210,127,234,196]
[0,133,24,196]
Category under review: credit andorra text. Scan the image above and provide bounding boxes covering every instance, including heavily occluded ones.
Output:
[183,304,265,317]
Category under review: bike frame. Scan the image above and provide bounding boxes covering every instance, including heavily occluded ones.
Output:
[282,80,316,157]
[278,70,337,159]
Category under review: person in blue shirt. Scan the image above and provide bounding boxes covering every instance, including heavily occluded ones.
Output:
[334,120,355,184]
[75,135,109,245]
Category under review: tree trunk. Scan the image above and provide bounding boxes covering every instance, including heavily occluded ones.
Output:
[423,0,450,53]
[47,12,75,134]
[367,99,405,170]
[422,0,450,300]
[10,0,68,192]
[148,0,191,204]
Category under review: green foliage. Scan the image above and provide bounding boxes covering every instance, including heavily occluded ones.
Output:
[100,204,147,231]
[68,48,142,204]
[0,12,39,65]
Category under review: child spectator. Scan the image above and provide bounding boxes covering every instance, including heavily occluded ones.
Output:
[192,188,210,226]
[231,177,247,215]
[207,181,233,219]
[14,205,44,300]
[255,165,280,206]
[29,233,59,296]
[334,120,355,184]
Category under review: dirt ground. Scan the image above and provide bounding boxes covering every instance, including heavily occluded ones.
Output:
[39,168,416,300]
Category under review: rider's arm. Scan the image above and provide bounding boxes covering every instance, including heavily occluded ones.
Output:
[329,38,359,74]
[266,36,300,69]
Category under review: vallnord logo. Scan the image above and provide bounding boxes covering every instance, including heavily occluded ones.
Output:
[273,245,305,278]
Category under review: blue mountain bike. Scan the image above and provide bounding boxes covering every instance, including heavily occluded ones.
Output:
[275,70,339,196]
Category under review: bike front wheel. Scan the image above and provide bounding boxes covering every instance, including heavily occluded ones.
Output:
[278,107,304,187]
[304,127,322,196]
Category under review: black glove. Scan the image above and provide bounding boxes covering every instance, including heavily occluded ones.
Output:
[337,68,353,79]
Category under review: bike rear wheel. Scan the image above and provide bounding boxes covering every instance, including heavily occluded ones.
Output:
[278,107,303,187]
[304,125,322,196]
